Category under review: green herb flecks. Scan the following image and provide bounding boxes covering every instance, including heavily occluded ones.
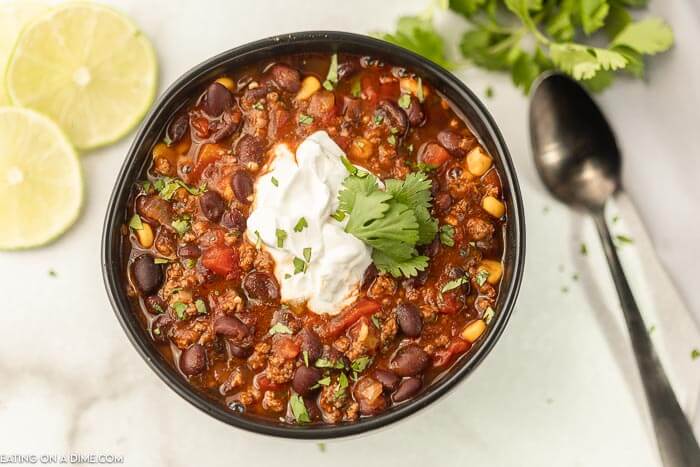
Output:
[299,114,313,125]
[271,176,279,187]
[275,229,287,248]
[268,322,293,336]
[323,53,339,91]
[441,275,469,294]
[195,299,207,315]
[171,217,191,236]
[129,214,144,230]
[439,224,455,247]
[289,394,311,423]
[173,302,188,320]
[294,217,308,232]
[475,269,489,287]
[398,93,411,109]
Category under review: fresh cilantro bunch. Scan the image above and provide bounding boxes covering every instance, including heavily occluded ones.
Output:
[337,168,438,278]
[377,0,674,93]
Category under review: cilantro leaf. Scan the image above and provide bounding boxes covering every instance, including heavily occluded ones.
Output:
[611,18,674,55]
[289,394,310,423]
[372,250,429,278]
[549,43,626,80]
[579,0,609,35]
[376,16,454,69]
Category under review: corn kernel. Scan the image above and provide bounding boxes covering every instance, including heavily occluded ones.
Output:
[137,223,154,248]
[400,77,429,99]
[482,196,505,218]
[348,137,374,160]
[461,320,486,343]
[478,259,503,285]
[215,76,235,91]
[295,76,321,101]
[466,146,492,176]
[152,142,172,160]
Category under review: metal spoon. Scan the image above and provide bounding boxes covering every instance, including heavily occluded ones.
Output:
[529,72,700,467]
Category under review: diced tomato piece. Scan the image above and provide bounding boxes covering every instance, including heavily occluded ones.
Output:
[255,374,282,391]
[202,246,239,278]
[433,339,471,367]
[323,299,381,339]
[190,143,225,182]
[272,336,301,359]
[419,143,451,168]
[438,291,460,314]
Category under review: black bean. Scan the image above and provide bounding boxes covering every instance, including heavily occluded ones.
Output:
[132,255,163,295]
[396,303,423,338]
[373,369,400,392]
[405,96,425,127]
[178,244,201,259]
[292,366,322,396]
[228,342,253,359]
[296,328,322,363]
[390,344,430,377]
[204,82,233,117]
[236,134,265,166]
[179,344,206,376]
[378,100,408,135]
[243,272,280,304]
[231,171,254,204]
[392,377,422,402]
[361,264,378,289]
[166,112,189,145]
[434,192,452,214]
[437,130,466,158]
[144,295,167,315]
[151,314,173,344]
[269,64,301,93]
[218,210,245,234]
[199,190,225,221]
[337,61,359,80]
[214,316,249,342]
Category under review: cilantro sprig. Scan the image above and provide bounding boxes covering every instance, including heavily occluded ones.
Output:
[377,0,674,93]
[337,171,437,278]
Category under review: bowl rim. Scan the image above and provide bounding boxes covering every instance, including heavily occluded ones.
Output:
[101,30,526,440]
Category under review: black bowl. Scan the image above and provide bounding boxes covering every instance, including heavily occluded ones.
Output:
[102,31,525,439]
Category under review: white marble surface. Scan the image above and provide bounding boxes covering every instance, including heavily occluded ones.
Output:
[1,1,699,466]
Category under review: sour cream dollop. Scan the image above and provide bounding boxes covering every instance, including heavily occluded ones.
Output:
[245,131,373,315]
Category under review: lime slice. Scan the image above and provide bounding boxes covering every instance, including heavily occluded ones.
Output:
[0,2,48,106]
[5,3,158,150]
[0,107,83,250]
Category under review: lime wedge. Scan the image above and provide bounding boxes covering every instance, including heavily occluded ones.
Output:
[5,3,158,150]
[0,107,83,250]
[0,2,48,106]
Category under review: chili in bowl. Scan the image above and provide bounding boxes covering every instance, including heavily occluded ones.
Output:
[102,31,525,439]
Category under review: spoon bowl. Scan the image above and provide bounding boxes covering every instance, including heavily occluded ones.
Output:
[530,73,620,211]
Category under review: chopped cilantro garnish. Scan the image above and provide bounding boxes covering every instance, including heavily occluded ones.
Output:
[293,257,307,274]
[331,210,346,222]
[416,77,424,102]
[340,156,358,175]
[387,134,397,146]
[350,79,361,98]
[284,273,292,279]
[398,94,411,109]
[335,373,349,399]
[173,302,188,320]
[317,443,326,453]
[373,114,384,125]
[289,394,310,423]
[254,230,262,249]
[271,176,279,187]
[475,270,490,287]
[154,258,169,264]
[302,350,309,367]
[129,214,144,230]
[483,306,495,324]
[316,376,331,386]
[485,86,494,98]
[371,315,381,329]
[303,247,312,263]
[441,275,469,293]
[268,322,293,336]
[439,224,455,247]
[155,177,206,200]
[184,258,196,269]
[195,299,207,315]
[171,217,190,236]
[350,356,372,373]
[580,243,588,256]
[48,269,57,277]
[294,217,308,232]
[315,358,345,369]
[322,53,338,90]
[299,114,313,125]
[275,228,287,248]
[253,101,264,111]
[615,234,634,245]
[692,349,700,361]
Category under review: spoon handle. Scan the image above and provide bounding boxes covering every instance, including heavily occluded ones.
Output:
[593,211,700,467]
